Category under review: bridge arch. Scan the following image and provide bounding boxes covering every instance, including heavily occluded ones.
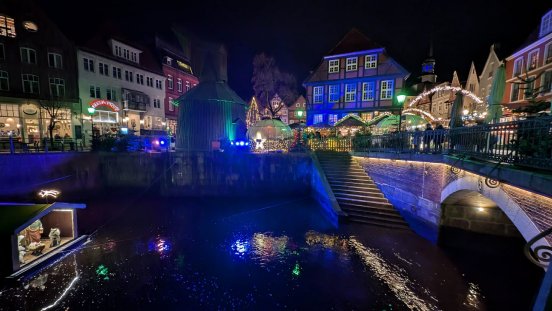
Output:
[440,175,550,249]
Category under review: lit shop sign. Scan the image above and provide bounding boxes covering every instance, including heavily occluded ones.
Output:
[89,99,120,112]
[177,60,193,73]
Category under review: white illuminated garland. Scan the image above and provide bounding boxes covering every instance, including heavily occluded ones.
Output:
[409,86,483,107]
[402,108,437,121]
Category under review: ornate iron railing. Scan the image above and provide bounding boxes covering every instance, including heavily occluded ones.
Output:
[524,227,552,268]
[305,116,552,171]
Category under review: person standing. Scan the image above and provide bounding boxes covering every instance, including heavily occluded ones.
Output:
[423,123,433,153]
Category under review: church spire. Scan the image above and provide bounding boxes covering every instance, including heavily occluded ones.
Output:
[420,42,437,83]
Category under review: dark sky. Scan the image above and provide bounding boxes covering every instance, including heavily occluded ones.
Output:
[36,0,551,100]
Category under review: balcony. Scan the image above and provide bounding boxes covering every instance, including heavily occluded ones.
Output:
[122,88,150,112]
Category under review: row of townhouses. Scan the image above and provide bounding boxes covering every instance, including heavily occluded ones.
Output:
[0,0,198,146]
[304,8,552,127]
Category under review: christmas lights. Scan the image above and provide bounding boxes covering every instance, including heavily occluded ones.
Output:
[409,85,483,107]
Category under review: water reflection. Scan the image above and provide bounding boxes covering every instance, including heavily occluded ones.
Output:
[250,233,293,266]
[462,282,483,310]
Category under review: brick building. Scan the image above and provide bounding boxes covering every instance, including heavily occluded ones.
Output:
[155,35,198,137]
[303,28,410,126]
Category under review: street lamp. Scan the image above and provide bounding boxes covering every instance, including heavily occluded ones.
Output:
[396,92,407,132]
[87,107,95,140]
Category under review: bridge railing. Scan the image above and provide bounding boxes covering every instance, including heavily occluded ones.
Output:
[306,116,552,171]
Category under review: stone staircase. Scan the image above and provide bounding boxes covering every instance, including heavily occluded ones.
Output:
[315,151,409,229]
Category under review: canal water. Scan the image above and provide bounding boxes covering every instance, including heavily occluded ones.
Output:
[0,195,543,310]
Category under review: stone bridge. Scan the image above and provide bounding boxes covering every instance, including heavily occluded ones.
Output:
[353,153,552,250]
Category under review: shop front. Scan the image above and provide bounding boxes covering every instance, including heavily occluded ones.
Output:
[1,201,87,278]
[0,101,76,150]
[89,99,121,138]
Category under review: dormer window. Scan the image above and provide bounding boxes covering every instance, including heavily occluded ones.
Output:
[0,15,16,38]
[165,56,173,65]
[540,10,552,38]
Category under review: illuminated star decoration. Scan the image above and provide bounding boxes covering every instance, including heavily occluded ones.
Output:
[255,138,266,150]
[38,189,60,199]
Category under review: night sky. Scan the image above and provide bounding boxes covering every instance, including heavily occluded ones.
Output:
[36,0,551,100]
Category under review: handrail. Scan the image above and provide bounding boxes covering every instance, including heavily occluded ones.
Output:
[524,227,552,268]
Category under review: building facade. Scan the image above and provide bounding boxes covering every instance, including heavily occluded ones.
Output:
[0,0,79,146]
[477,44,502,113]
[155,35,198,137]
[78,37,166,141]
[304,29,410,126]
[288,95,306,124]
[463,62,480,113]
[503,9,552,114]
[264,94,288,124]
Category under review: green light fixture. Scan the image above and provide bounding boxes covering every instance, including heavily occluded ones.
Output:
[87,107,96,115]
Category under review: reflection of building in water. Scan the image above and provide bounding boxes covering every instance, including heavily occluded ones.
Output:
[252,233,290,262]
[305,230,349,252]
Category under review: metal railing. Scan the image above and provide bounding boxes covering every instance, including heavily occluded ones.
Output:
[305,116,552,171]
[524,227,552,268]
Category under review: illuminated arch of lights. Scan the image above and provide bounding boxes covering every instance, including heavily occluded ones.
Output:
[402,108,437,121]
[408,85,483,107]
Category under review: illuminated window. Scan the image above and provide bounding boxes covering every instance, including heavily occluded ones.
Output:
[0,71,8,91]
[313,86,323,103]
[328,84,339,102]
[513,58,523,77]
[346,57,357,71]
[22,74,39,94]
[328,114,338,125]
[528,50,539,70]
[511,83,520,101]
[83,58,94,72]
[20,47,37,64]
[313,114,323,124]
[380,80,394,100]
[540,10,552,38]
[345,83,356,102]
[48,53,63,69]
[328,59,339,73]
[177,78,182,92]
[542,71,552,93]
[167,75,173,89]
[49,78,65,97]
[365,54,377,69]
[362,82,374,101]
[168,97,174,111]
[0,15,16,38]
[23,21,38,32]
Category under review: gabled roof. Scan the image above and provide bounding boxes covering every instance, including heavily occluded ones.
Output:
[479,44,502,79]
[326,28,382,56]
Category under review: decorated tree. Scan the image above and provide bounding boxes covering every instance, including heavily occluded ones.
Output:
[251,53,297,117]
[512,71,549,115]
[39,98,71,147]
[246,96,261,128]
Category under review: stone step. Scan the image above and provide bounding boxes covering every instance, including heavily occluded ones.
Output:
[341,205,400,217]
[333,192,387,201]
[324,171,368,177]
[329,181,379,189]
[321,166,364,171]
[336,197,393,209]
[346,217,410,230]
[331,186,383,195]
[327,176,373,182]
[346,210,406,224]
